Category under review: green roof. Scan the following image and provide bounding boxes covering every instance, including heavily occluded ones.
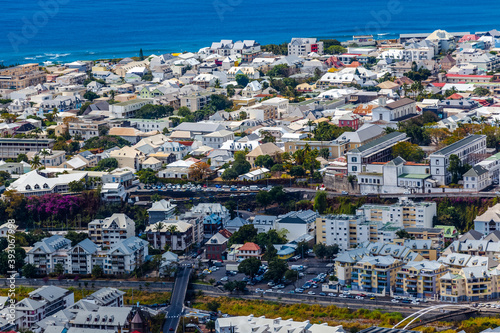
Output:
[431,135,485,156]
[434,225,457,236]
[351,131,406,153]
[114,98,152,106]
[485,152,500,161]
[398,173,430,179]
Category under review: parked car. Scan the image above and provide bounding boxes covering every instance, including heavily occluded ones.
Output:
[308,291,315,295]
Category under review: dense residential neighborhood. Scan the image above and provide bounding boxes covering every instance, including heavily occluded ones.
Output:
[3,29,500,333]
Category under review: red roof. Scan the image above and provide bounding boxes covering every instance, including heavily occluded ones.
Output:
[432,83,446,88]
[239,242,260,251]
[255,94,274,97]
[219,229,233,239]
[178,141,194,146]
[459,34,480,43]
[446,74,493,78]
[447,93,463,100]
[405,162,429,166]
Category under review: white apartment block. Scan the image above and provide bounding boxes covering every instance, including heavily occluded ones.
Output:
[358,198,437,229]
[429,134,487,185]
[109,99,153,118]
[288,38,324,56]
[88,213,135,249]
[129,118,171,132]
[104,237,149,275]
[202,130,234,149]
[261,97,289,118]
[372,97,417,122]
[27,235,72,275]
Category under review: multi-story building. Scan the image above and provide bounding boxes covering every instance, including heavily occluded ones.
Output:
[463,165,489,191]
[0,138,54,159]
[347,132,408,175]
[109,99,154,118]
[395,260,448,298]
[372,97,417,122]
[129,118,171,132]
[148,199,177,224]
[36,149,66,167]
[206,231,230,261]
[351,255,403,294]
[202,130,235,149]
[429,134,487,185]
[88,213,135,249]
[145,220,193,251]
[288,38,324,56]
[180,92,212,112]
[101,168,135,188]
[358,198,437,229]
[67,238,100,275]
[261,97,289,118]
[235,242,262,260]
[246,104,278,121]
[67,119,108,141]
[27,235,72,275]
[86,287,125,307]
[474,203,500,235]
[109,146,146,170]
[28,286,74,317]
[0,63,46,89]
[104,237,148,275]
[440,267,500,302]
[285,139,349,160]
[8,170,88,196]
[55,72,87,85]
[401,240,438,260]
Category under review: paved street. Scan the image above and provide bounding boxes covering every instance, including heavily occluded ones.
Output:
[163,265,192,333]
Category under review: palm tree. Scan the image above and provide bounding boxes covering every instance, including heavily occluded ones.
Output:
[155,222,165,233]
[30,155,42,170]
[307,119,315,133]
[39,149,50,168]
[167,225,178,234]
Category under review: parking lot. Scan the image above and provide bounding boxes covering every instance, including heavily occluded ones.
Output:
[200,259,433,305]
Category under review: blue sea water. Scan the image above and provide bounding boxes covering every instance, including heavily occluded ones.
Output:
[1,0,500,65]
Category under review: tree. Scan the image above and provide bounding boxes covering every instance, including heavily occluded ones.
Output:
[263,243,278,261]
[256,191,272,210]
[235,74,250,87]
[94,158,118,171]
[135,104,174,119]
[313,243,339,259]
[221,168,239,180]
[290,165,305,177]
[255,155,274,169]
[391,141,425,162]
[223,281,236,293]
[54,263,65,276]
[17,153,28,163]
[261,131,276,143]
[319,148,330,159]
[229,224,258,245]
[264,258,288,283]
[84,91,99,101]
[92,265,104,279]
[206,300,221,312]
[284,269,299,287]
[137,168,158,184]
[68,180,85,192]
[448,154,470,184]
[313,191,327,214]
[30,155,42,169]
[206,321,216,333]
[238,257,261,278]
[189,162,211,181]
[396,229,411,239]
[473,87,489,97]
[22,264,37,278]
[65,231,89,246]
[177,106,191,118]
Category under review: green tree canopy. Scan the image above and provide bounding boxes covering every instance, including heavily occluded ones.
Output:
[238,257,261,278]
[313,191,327,214]
[391,141,425,162]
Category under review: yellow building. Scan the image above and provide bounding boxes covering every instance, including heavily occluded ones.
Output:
[440,266,500,303]
[352,256,403,294]
[395,260,448,298]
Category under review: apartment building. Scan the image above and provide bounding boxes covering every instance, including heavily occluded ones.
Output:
[0,63,46,89]
[67,239,100,275]
[440,266,499,302]
[55,72,87,85]
[346,132,409,175]
[180,92,212,112]
[429,134,487,185]
[27,235,72,275]
[28,286,74,317]
[358,198,437,229]
[109,99,154,118]
[86,288,125,307]
[402,240,438,260]
[246,104,278,121]
[109,146,146,170]
[129,118,171,132]
[288,38,324,56]
[148,199,177,224]
[145,220,193,251]
[0,138,54,159]
[351,255,403,294]
[261,97,289,118]
[36,149,66,167]
[88,213,135,249]
[285,139,349,160]
[474,203,500,235]
[463,165,489,191]
[202,130,234,149]
[395,260,448,299]
[68,119,108,141]
[103,237,149,275]
[206,232,230,260]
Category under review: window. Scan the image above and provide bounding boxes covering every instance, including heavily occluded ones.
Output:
[352,157,357,162]
[352,166,357,171]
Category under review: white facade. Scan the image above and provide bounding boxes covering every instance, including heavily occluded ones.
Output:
[202,130,235,149]
[109,99,153,118]
[288,38,324,56]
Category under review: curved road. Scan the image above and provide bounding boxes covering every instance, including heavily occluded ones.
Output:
[163,265,192,333]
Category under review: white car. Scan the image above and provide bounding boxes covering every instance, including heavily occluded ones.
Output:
[328,293,337,297]
[411,301,420,305]
[255,288,264,293]
[220,276,228,281]
[308,291,315,295]
[391,299,399,303]
[355,296,364,300]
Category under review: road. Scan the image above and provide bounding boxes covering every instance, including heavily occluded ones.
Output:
[163,265,192,333]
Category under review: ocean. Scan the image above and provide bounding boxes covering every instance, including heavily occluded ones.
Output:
[1,0,500,65]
